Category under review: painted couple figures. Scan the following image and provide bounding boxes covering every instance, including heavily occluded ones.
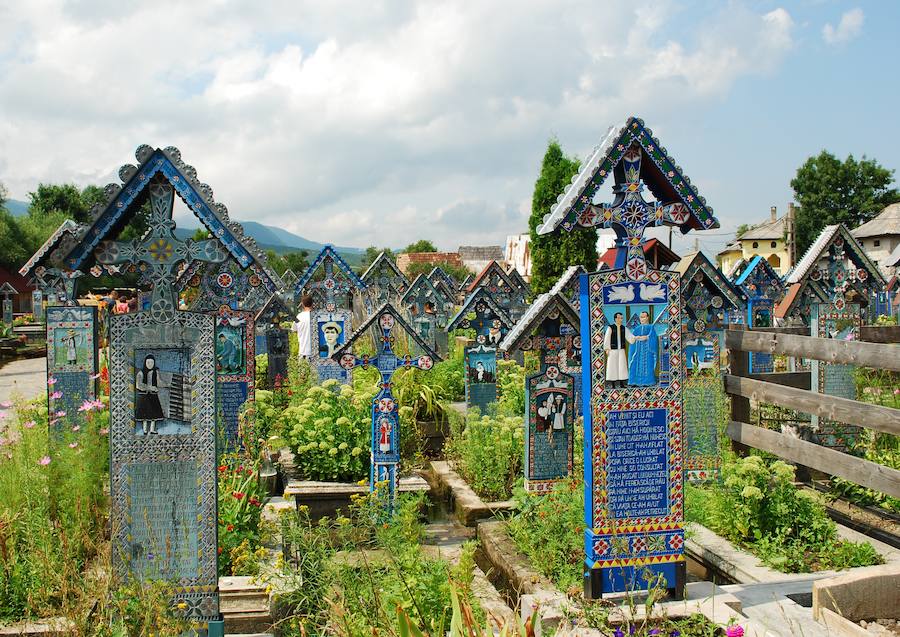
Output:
[603,311,658,388]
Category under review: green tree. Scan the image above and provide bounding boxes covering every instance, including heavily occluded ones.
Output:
[359,246,395,271]
[791,151,900,255]
[528,140,598,294]
[401,240,437,253]
[264,249,309,276]
[28,183,93,223]
[735,223,752,238]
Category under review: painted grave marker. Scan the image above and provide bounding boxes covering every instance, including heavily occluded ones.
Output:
[401,273,454,357]
[265,326,290,390]
[537,117,720,598]
[334,303,440,507]
[362,251,409,306]
[448,287,513,413]
[732,256,784,374]
[46,305,98,433]
[215,306,255,449]
[468,260,528,321]
[32,289,44,321]
[500,291,580,492]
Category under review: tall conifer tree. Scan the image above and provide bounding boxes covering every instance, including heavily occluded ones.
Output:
[528,140,597,295]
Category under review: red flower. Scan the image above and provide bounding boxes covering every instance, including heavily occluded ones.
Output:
[218,547,223,555]
[218,465,227,473]
[232,491,245,500]
[226,524,234,532]
[249,497,261,507]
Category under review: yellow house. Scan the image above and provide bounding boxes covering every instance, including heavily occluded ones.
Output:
[717,205,795,277]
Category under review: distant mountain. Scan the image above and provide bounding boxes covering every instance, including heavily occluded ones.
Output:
[4,199,29,216]
[175,215,363,255]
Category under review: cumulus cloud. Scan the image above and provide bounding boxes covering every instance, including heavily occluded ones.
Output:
[823,8,864,45]
[0,1,796,250]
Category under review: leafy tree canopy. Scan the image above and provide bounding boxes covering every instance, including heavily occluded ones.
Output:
[359,246,395,272]
[791,151,900,255]
[528,140,598,295]
[401,239,437,253]
[265,249,310,277]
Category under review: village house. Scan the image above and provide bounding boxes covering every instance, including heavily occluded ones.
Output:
[852,202,900,277]
[717,205,796,277]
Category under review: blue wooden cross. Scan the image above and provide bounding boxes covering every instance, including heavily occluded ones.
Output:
[333,303,440,509]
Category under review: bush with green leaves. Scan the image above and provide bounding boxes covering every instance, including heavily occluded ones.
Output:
[496,358,525,416]
[446,409,523,501]
[280,379,374,482]
[686,455,882,572]
[217,456,270,576]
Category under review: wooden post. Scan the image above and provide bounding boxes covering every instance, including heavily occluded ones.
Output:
[727,324,751,457]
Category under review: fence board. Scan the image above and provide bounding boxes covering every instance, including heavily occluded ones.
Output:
[726,421,900,499]
[724,375,900,436]
[725,330,900,372]
[859,326,900,344]
[746,371,811,390]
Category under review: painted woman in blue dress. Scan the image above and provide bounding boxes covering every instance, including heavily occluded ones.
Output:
[628,311,658,386]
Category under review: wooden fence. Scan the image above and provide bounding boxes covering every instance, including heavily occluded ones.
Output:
[724,326,900,500]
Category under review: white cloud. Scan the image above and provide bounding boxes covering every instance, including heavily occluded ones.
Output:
[0,1,797,250]
[823,8,864,45]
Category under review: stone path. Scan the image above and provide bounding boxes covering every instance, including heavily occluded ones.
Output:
[0,357,46,406]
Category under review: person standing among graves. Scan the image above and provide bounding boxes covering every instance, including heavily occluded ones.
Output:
[628,311,658,386]
[135,354,164,435]
[294,294,313,361]
[115,295,129,314]
[603,312,631,388]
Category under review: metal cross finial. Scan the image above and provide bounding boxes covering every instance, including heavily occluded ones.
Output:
[94,175,228,322]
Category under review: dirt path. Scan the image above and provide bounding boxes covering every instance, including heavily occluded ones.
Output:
[0,357,46,407]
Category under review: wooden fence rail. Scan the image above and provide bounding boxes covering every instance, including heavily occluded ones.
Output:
[724,327,900,500]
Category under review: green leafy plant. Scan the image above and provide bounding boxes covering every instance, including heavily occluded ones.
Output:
[446,410,523,501]
[217,455,269,576]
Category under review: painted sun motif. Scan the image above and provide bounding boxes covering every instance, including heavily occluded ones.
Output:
[148,238,173,262]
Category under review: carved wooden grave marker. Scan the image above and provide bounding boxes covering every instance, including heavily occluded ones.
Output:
[469,260,528,321]
[447,287,513,413]
[334,303,440,507]
[674,251,744,482]
[45,305,98,434]
[537,117,720,598]
[401,273,454,357]
[295,245,367,384]
[731,256,784,373]
[215,306,254,449]
[57,144,268,629]
[551,265,587,415]
[362,251,409,306]
[500,291,580,492]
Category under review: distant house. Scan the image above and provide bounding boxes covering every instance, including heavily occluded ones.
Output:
[717,205,796,277]
[852,203,900,276]
[0,266,36,315]
[504,234,531,280]
[395,252,464,277]
[598,238,680,270]
[458,245,505,275]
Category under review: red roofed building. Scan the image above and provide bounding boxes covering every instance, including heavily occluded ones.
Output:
[597,239,680,271]
[0,265,36,316]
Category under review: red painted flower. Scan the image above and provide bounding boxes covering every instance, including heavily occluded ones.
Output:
[226,524,234,532]
[232,491,245,500]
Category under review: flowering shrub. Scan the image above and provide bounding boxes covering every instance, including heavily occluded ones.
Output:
[496,358,526,416]
[686,455,881,572]
[217,456,269,576]
[280,379,373,482]
[0,396,108,622]
[446,410,523,501]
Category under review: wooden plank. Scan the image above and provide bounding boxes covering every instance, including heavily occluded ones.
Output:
[725,330,900,372]
[724,375,900,436]
[859,326,900,344]
[750,326,811,335]
[728,325,751,457]
[747,371,811,390]
[726,421,900,499]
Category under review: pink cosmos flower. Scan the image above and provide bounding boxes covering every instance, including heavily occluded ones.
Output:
[47,377,57,386]
[0,401,12,409]
[77,400,94,412]
[38,456,51,465]
[23,420,36,429]
[726,626,744,637]
[55,410,66,418]
[0,438,7,446]
[50,391,63,400]
[99,428,109,436]
[90,372,102,380]
[68,442,78,449]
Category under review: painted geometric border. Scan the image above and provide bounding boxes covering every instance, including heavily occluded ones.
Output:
[46,305,98,374]
[108,310,218,622]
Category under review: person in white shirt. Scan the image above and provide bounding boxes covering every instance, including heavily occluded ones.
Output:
[294,295,313,361]
[603,312,633,388]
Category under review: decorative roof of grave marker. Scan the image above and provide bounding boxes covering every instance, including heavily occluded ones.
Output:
[536,116,719,236]
[446,286,514,333]
[61,145,271,273]
[428,266,456,293]
[401,273,455,311]
[459,274,473,291]
[176,256,285,313]
[733,255,785,300]
[549,264,586,310]
[19,219,82,277]
[786,224,883,287]
[361,252,407,285]
[500,291,580,353]
[294,244,367,297]
[674,251,746,307]
[332,301,442,363]
[254,292,294,325]
[467,260,517,293]
[504,264,530,293]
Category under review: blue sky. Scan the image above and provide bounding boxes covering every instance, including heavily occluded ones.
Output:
[0,1,896,257]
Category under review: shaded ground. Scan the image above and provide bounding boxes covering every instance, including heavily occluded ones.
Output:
[0,357,46,407]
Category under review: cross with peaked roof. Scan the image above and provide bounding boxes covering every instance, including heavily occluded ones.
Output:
[294,245,367,311]
[93,175,228,322]
[361,251,409,305]
[428,266,456,294]
[537,117,719,279]
[333,302,441,509]
[447,286,513,346]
